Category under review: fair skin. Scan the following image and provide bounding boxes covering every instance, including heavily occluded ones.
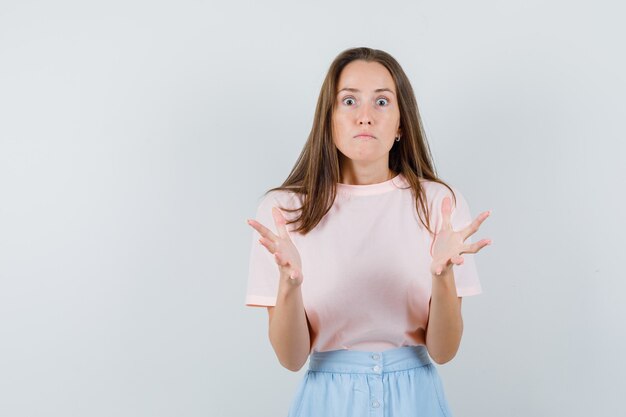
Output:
[246,60,492,370]
[332,60,402,185]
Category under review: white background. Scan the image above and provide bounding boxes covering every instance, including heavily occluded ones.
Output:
[1,0,624,416]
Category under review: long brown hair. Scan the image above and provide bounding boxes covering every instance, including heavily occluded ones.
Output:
[264,47,456,236]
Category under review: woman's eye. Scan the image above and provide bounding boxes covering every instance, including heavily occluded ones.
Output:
[341,96,389,106]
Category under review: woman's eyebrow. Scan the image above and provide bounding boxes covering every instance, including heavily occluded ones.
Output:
[338,87,396,95]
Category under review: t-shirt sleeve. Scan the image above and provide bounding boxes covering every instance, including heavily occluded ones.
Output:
[244,192,280,307]
[432,186,483,297]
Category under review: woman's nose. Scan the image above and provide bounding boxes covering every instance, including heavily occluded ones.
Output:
[357,107,373,125]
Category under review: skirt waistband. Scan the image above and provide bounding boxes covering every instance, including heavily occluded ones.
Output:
[308,345,432,374]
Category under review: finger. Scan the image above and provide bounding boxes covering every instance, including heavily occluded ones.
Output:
[435,263,451,275]
[272,207,291,240]
[434,257,450,275]
[274,252,290,267]
[441,196,453,231]
[452,255,464,265]
[461,239,492,254]
[461,210,491,240]
[247,218,279,242]
[289,269,301,281]
[259,236,277,254]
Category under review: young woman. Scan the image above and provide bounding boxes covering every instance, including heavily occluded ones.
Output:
[244,47,491,416]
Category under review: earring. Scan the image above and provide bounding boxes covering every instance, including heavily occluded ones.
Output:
[395,136,400,142]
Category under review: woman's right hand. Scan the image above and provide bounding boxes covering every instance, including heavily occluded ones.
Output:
[246,206,303,286]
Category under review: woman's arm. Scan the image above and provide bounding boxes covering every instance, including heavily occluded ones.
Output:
[247,208,310,372]
[425,269,463,364]
[426,195,490,364]
[267,271,311,372]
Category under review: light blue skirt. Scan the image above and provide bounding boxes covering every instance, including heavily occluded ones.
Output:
[287,345,454,417]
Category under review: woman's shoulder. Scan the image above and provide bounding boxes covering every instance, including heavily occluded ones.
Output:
[417,177,452,193]
[255,188,304,212]
[250,189,304,230]
[416,178,466,206]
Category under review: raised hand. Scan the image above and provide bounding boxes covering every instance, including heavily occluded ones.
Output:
[430,196,492,277]
[247,206,304,286]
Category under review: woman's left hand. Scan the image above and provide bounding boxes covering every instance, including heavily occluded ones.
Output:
[430,196,492,276]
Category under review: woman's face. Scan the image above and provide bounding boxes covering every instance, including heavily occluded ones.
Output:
[332,60,401,165]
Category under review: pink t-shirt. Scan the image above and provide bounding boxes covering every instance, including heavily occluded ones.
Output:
[244,173,482,353]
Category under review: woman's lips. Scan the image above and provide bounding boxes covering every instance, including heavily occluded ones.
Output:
[354,134,375,139]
